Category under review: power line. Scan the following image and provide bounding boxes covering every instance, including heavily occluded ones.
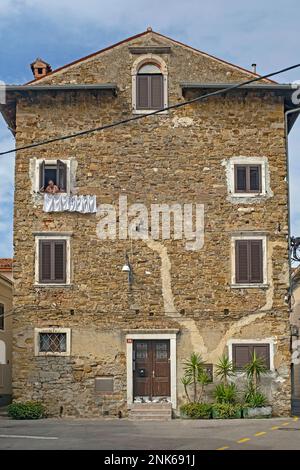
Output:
[1,62,300,156]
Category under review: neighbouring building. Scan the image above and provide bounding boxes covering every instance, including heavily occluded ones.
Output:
[291,266,300,415]
[1,29,299,417]
[0,259,13,406]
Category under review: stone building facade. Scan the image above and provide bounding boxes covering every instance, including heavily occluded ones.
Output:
[1,29,299,417]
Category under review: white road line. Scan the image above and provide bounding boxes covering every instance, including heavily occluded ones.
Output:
[0,434,58,440]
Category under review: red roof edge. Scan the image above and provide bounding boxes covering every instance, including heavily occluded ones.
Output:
[0,258,13,271]
[25,30,151,85]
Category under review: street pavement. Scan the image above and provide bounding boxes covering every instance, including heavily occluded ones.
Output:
[0,416,299,450]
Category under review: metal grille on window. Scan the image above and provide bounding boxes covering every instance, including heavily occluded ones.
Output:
[136,343,148,359]
[156,343,168,359]
[39,333,67,353]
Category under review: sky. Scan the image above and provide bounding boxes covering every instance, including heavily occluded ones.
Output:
[0,0,299,257]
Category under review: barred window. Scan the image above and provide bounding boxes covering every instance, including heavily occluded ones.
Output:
[39,332,67,353]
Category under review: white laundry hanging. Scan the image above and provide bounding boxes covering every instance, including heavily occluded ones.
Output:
[43,193,97,213]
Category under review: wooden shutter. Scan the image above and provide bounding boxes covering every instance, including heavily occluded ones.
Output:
[56,160,67,192]
[150,75,163,109]
[136,75,149,109]
[233,344,250,368]
[249,166,261,191]
[39,239,66,283]
[0,304,4,330]
[39,160,45,190]
[235,165,246,191]
[54,241,66,282]
[39,241,52,282]
[250,240,263,283]
[253,344,270,369]
[235,240,249,283]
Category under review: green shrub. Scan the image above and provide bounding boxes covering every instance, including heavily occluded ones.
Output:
[213,383,237,404]
[180,402,212,419]
[244,390,267,408]
[8,401,46,420]
[212,403,241,419]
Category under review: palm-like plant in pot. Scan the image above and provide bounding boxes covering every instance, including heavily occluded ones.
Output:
[243,351,271,418]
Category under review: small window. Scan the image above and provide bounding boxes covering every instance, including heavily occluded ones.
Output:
[232,343,270,369]
[39,332,67,353]
[39,160,67,192]
[234,165,261,193]
[39,239,66,284]
[235,239,263,284]
[37,68,44,75]
[136,63,163,110]
[0,304,4,330]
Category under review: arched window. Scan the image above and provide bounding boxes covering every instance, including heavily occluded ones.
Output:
[132,55,168,113]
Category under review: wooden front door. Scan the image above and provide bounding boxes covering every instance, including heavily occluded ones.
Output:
[133,340,170,398]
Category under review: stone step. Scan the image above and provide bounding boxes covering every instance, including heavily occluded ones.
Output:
[0,407,9,418]
[128,403,173,421]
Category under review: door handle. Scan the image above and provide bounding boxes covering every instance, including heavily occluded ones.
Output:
[152,370,155,378]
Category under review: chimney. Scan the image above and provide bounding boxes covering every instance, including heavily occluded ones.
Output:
[30,58,52,79]
[251,63,257,74]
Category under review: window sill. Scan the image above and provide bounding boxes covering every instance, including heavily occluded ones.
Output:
[132,109,168,115]
[34,283,72,288]
[35,352,70,357]
[229,192,266,198]
[230,283,269,289]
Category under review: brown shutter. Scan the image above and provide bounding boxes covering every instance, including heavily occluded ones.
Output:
[150,75,163,109]
[0,304,4,330]
[235,165,246,191]
[253,344,270,369]
[249,240,263,283]
[136,75,149,109]
[39,160,45,190]
[235,240,249,283]
[233,344,250,368]
[39,240,52,282]
[54,241,66,282]
[57,160,67,192]
[249,166,261,191]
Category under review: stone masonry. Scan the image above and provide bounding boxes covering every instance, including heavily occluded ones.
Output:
[4,30,294,416]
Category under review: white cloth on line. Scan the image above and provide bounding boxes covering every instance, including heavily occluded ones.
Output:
[43,193,97,213]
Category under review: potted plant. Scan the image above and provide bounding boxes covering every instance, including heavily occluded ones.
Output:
[242,352,272,418]
[179,353,212,419]
[212,355,242,418]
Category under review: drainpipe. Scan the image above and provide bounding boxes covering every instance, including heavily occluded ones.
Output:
[284,107,300,304]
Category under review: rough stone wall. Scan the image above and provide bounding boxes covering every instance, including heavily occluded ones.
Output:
[12,32,291,416]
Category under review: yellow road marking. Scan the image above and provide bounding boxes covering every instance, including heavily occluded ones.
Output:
[271,426,279,430]
[216,446,229,450]
[293,416,299,421]
[237,438,250,443]
[282,422,289,426]
[254,431,266,437]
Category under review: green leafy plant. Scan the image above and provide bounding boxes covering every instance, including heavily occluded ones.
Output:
[212,403,241,419]
[182,353,206,403]
[213,383,237,404]
[245,351,268,391]
[7,401,46,420]
[180,403,212,419]
[244,386,267,408]
[180,376,192,403]
[197,370,210,403]
[215,355,235,385]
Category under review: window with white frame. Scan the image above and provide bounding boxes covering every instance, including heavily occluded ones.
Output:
[34,328,71,356]
[231,235,267,287]
[131,55,168,114]
[227,339,274,371]
[35,234,71,286]
[224,156,271,199]
[32,159,71,194]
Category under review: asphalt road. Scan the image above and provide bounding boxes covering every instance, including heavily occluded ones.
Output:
[0,416,299,450]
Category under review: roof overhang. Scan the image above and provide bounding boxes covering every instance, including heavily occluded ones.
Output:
[0,83,118,135]
[181,82,300,133]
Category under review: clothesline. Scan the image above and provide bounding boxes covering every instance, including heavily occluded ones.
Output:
[43,193,97,213]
